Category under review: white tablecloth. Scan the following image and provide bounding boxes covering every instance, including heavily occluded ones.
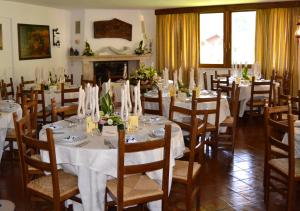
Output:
[0,101,22,162]
[40,115,185,211]
[283,120,300,158]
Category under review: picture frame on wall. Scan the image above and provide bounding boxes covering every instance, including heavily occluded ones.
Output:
[0,24,3,50]
[17,23,51,60]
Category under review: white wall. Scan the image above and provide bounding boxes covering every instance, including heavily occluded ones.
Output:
[0,0,71,86]
[69,9,156,84]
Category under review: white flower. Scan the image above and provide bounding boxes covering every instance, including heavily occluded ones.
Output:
[104,114,110,118]
[107,119,113,125]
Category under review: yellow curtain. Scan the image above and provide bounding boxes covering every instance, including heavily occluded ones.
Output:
[255,7,300,95]
[156,13,199,83]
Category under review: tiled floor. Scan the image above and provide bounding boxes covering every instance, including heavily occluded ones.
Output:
[1,116,299,210]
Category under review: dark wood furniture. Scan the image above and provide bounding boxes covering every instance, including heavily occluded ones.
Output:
[65,74,74,85]
[264,106,299,211]
[219,85,240,152]
[210,75,220,91]
[51,98,78,122]
[21,76,35,87]
[1,77,14,99]
[203,72,208,90]
[141,90,163,116]
[34,84,51,125]
[105,125,171,211]
[15,114,81,211]
[246,76,273,116]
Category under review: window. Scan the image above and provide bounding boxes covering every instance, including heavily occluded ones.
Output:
[200,13,224,65]
[199,11,256,67]
[231,11,256,64]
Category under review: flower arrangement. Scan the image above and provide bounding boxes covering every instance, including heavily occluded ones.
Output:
[99,93,124,127]
[129,65,158,93]
[242,66,250,80]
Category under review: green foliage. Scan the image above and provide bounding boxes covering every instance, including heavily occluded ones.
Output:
[100,93,114,116]
[82,41,95,56]
[129,64,158,84]
[242,67,250,80]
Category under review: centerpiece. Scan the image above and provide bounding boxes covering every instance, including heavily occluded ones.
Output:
[99,93,124,130]
[242,66,250,80]
[129,64,158,93]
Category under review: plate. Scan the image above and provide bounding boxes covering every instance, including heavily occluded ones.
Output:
[151,128,165,138]
[46,124,63,130]
[59,135,87,145]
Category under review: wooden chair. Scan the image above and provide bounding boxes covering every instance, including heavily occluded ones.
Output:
[210,75,220,91]
[192,89,221,148]
[65,74,73,85]
[172,117,207,211]
[203,72,208,90]
[264,107,300,211]
[21,76,35,88]
[272,70,291,95]
[5,92,38,157]
[246,76,273,116]
[218,85,240,152]
[1,77,14,99]
[81,74,96,87]
[34,84,51,125]
[61,83,79,107]
[15,114,81,211]
[141,89,163,116]
[215,69,231,79]
[105,125,171,211]
[51,98,78,122]
[0,82,7,99]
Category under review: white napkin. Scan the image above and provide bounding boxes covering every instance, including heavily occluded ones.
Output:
[173,70,178,88]
[178,67,183,83]
[120,87,129,121]
[189,68,195,91]
[123,64,127,79]
[197,68,201,87]
[91,85,100,122]
[163,67,169,86]
[77,86,86,118]
[85,83,92,114]
[133,81,142,116]
[120,88,125,120]
[125,80,132,111]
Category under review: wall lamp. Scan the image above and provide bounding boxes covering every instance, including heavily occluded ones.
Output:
[53,28,60,47]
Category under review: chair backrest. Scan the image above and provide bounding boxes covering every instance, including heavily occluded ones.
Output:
[117,125,171,207]
[23,92,38,134]
[51,98,78,122]
[1,78,14,98]
[33,84,47,122]
[250,76,273,107]
[21,76,35,87]
[272,70,291,95]
[192,89,221,132]
[231,85,240,127]
[15,115,61,201]
[215,70,231,79]
[141,89,163,116]
[203,72,208,90]
[65,74,73,85]
[0,82,7,99]
[61,83,79,106]
[210,75,220,91]
[264,104,295,177]
[81,74,96,87]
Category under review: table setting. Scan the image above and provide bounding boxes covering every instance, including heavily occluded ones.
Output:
[39,81,185,211]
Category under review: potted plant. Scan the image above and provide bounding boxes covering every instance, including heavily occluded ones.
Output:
[129,64,158,92]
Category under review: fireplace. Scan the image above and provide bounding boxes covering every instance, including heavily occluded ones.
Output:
[93,61,128,83]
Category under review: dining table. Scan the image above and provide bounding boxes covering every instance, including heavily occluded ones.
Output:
[143,90,231,133]
[283,120,300,158]
[0,100,22,162]
[39,114,185,211]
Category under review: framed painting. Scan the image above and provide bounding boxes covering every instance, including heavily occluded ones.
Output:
[18,24,51,60]
[0,24,3,50]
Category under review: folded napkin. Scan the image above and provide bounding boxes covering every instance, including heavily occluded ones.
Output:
[91,85,100,122]
[173,70,178,89]
[163,67,169,86]
[189,68,195,91]
[123,64,127,79]
[77,86,86,118]
[85,83,92,114]
[125,80,132,111]
[133,81,143,116]
[178,67,183,83]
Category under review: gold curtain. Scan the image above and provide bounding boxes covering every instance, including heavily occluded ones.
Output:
[255,7,300,95]
[156,13,199,83]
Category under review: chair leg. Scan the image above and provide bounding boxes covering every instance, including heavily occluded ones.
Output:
[287,179,295,211]
[185,187,193,211]
[196,188,201,211]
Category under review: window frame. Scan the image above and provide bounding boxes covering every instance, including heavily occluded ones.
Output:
[199,10,256,68]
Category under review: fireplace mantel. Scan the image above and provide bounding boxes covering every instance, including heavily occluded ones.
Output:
[69,54,152,80]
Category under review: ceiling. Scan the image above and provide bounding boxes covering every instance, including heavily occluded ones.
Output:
[3,0,297,10]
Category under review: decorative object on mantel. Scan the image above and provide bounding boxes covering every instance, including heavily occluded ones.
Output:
[69,47,74,56]
[94,18,132,41]
[130,64,158,93]
[96,46,131,55]
[82,41,95,56]
[52,28,60,47]
[17,24,51,60]
[134,40,145,55]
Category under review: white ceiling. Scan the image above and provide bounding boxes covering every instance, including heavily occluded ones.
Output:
[2,0,297,10]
